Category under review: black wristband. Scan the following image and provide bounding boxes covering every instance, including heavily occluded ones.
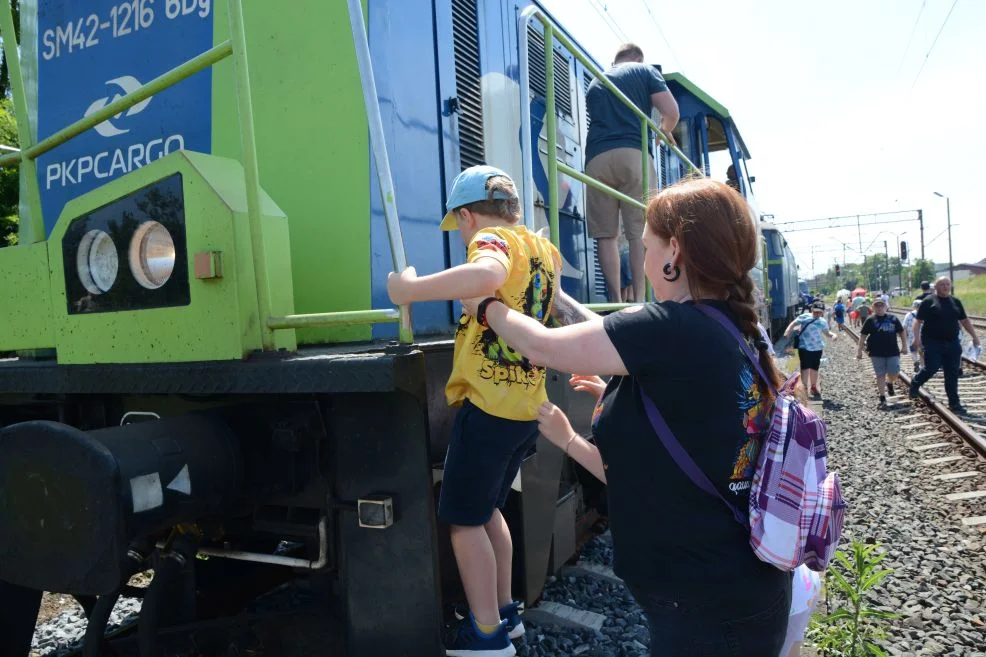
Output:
[476,297,499,328]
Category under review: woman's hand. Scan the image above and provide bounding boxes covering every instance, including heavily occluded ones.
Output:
[460,295,485,316]
[537,402,576,449]
[569,374,606,399]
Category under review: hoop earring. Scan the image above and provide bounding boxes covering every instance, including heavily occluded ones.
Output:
[662,263,681,282]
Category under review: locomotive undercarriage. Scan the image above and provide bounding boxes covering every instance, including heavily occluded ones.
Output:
[0,344,589,657]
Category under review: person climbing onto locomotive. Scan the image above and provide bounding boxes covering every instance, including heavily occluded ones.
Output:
[585,42,679,304]
[387,165,560,656]
[855,297,907,409]
[784,301,838,399]
[460,178,792,657]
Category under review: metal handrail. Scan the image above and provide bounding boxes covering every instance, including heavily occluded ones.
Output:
[517,6,700,252]
[341,0,412,344]
[0,0,413,347]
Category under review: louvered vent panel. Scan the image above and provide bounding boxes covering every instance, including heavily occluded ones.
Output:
[583,71,593,128]
[527,25,573,117]
[592,240,607,299]
[452,0,485,169]
[659,144,669,189]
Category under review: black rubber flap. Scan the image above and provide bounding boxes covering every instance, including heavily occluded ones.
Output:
[0,421,127,594]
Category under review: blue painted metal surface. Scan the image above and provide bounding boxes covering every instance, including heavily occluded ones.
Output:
[368,0,449,336]
[763,226,801,323]
[35,0,213,235]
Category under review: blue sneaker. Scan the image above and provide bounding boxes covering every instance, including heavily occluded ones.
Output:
[499,601,526,640]
[453,602,525,641]
[443,615,515,657]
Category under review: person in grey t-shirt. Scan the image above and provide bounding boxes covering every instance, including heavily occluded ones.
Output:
[585,43,679,303]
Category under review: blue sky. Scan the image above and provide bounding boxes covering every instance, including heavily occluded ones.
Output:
[539,0,986,278]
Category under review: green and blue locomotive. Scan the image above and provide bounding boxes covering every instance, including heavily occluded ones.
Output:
[0,1,762,655]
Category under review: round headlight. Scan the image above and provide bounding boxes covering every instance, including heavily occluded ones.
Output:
[77,229,119,295]
[129,221,176,290]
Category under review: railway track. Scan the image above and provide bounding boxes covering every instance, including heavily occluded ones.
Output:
[843,325,986,527]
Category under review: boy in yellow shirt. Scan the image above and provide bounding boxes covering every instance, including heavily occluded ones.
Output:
[388,166,559,657]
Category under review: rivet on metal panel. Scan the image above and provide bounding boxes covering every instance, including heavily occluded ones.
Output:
[194,251,224,279]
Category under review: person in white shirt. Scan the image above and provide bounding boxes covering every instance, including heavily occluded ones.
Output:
[902,299,922,373]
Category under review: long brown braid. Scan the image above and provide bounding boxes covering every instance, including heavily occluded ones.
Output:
[646,176,784,395]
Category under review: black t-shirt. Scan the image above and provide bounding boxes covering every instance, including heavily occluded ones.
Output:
[860,314,904,356]
[917,295,966,341]
[596,300,788,598]
[585,63,668,162]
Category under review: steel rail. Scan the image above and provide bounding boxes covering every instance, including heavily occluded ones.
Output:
[844,326,986,458]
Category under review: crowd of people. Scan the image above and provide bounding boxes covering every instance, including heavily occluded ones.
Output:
[788,277,982,414]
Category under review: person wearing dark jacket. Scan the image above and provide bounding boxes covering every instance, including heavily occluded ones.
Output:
[909,277,981,413]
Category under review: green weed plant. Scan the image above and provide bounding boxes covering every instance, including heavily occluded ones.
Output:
[806,540,898,657]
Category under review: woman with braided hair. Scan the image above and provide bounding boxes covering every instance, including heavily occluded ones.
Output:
[461,177,790,656]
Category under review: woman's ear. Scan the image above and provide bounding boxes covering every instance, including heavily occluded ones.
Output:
[669,236,681,266]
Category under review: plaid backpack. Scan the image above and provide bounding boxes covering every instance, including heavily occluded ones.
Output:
[639,304,845,572]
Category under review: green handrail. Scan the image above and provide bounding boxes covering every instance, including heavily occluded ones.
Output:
[267,309,400,330]
[0,0,44,243]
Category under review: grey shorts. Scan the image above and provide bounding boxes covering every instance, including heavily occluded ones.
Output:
[585,147,656,239]
[870,355,900,377]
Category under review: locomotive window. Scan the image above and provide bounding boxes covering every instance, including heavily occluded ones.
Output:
[769,232,784,255]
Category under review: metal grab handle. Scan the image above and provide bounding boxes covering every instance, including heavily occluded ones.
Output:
[346,0,413,344]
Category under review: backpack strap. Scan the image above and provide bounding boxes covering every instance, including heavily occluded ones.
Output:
[638,389,748,527]
[694,304,778,396]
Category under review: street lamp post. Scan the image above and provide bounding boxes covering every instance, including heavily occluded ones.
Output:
[933,192,953,282]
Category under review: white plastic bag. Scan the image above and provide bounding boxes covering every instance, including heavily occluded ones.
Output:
[963,343,982,362]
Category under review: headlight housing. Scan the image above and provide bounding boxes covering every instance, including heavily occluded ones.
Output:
[76,229,119,295]
[129,221,176,290]
[62,173,189,315]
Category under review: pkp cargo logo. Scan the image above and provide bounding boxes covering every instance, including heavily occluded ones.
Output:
[83,76,151,138]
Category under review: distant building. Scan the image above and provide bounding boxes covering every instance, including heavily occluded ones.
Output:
[934,258,986,281]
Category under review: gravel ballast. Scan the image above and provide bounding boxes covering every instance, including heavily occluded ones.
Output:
[30,334,986,656]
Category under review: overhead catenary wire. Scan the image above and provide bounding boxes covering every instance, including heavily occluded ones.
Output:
[637,0,686,74]
[895,0,928,78]
[586,0,631,45]
[909,0,960,91]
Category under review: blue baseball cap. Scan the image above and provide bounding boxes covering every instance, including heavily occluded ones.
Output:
[440,165,518,230]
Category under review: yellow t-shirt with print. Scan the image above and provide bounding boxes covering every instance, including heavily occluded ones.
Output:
[446,225,560,421]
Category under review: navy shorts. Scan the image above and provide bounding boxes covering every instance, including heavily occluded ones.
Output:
[438,399,539,526]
